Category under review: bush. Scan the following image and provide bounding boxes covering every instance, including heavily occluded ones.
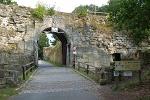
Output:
[77,7,87,18]
[47,6,55,16]
[32,4,46,20]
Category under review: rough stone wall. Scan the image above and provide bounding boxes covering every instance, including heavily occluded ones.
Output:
[43,42,62,64]
[0,3,149,71]
[0,4,35,72]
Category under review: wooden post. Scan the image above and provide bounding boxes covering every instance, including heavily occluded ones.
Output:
[73,54,75,69]
[26,66,28,76]
[22,66,25,80]
[87,64,89,74]
[78,62,80,70]
[139,70,141,84]
[30,63,32,72]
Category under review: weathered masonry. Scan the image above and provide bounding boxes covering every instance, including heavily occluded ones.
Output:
[0,3,150,76]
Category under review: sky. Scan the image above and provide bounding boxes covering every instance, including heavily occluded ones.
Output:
[13,0,109,13]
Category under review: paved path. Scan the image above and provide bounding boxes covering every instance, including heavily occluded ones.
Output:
[9,60,104,100]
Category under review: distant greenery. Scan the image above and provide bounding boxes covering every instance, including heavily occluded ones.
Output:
[32,3,55,20]
[50,34,59,46]
[72,4,109,18]
[0,0,17,5]
[38,33,50,59]
[72,5,87,18]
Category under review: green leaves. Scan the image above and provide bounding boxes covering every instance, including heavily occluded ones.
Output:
[108,0,150,44]
[31,3,55,21]
[0,0,17,5]
[47,6,55,16]
[38,33,49,59]
[72,5,87,18]
[32,4,46,20]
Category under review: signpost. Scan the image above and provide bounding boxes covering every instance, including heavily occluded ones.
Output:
[72,46,77,69]
[115,61,141,71]
[51,27,58,32]
[114,60,141,84]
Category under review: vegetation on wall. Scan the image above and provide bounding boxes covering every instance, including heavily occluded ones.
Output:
[31,3,55,20]
[47,5,55,16]
[38,33,49,59]
[72,5,87,18]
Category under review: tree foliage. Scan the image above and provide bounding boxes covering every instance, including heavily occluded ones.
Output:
[0,0,17,5]
[38,33,49,59]
[32,3,55,20]
[72,4,109,18]
[50,34,59,46]
[47,6,55,16]
[72,5,87,18]
[108,0,150,44]
[32,4,46,20]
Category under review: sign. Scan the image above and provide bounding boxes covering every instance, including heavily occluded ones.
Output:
[51,27,58,32]
[114,71,119,76]
[115,61,140,71]
[124,71,132,76]
[72,46,77,51]
[73,51,77,55]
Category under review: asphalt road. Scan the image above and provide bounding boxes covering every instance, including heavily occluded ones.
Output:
[8,60,104,100]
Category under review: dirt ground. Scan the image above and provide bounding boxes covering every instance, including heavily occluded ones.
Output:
[96,65,150,100]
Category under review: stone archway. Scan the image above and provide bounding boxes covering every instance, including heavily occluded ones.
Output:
[34,26,71,67]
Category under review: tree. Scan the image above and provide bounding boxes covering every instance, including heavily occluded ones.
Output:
[108,0,150,44]
[98,5,109,12]
[50,34,59,46]
[0,0,17,5]
[38,33,49,59]
[72,5,87,18]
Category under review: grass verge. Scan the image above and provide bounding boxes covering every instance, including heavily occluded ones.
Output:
[0,68,37,100]
[112,67,150,99]
[73,67,99,84]
[46,60,63,67]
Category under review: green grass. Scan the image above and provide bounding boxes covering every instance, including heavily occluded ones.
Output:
[0,68,37,100]
[74,67,99,83]
[46,60,63,67]
[112,79,140,91]
[0,86,19,100]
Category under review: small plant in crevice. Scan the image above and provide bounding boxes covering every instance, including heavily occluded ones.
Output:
[46,6,55,16]
[31,3,46,21]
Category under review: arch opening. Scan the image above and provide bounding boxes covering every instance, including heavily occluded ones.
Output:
[41,27,70,66]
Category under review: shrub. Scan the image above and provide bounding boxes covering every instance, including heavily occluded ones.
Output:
[47,6,55,16]
[31,4,46,20]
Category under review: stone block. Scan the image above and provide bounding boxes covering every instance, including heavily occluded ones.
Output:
[0,78,6,84]
[17,27,25,32]
[0,70,5,78]
[0,13,7,17]
[99,79,107,85]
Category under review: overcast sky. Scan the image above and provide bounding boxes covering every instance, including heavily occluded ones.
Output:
[13,0,109,13]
